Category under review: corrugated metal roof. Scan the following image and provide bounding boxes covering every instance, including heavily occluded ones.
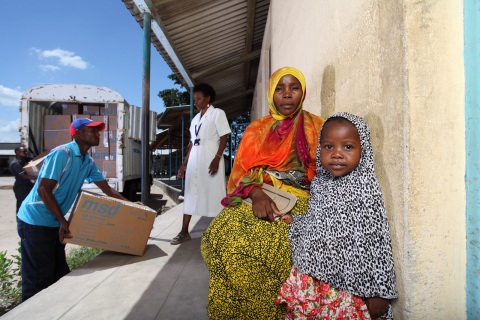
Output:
[122,0,270,119]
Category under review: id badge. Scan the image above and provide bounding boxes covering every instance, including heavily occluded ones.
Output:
[194,138,200,146]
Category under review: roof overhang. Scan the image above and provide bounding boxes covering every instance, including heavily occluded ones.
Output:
[122,0,270,120]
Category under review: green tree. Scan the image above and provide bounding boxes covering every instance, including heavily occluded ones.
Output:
[158,74,190,107]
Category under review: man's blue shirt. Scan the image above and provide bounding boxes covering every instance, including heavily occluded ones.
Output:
[17,140,105,227]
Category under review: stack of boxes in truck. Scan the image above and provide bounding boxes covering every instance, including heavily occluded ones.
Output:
[42,103,118,179]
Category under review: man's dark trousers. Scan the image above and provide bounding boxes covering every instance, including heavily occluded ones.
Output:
[13,184,33,213]
[17,219,70,301]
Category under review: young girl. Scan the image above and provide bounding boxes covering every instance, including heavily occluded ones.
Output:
[277,112,398,319]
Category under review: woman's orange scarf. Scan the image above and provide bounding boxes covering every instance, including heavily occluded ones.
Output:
[222,67,324,206]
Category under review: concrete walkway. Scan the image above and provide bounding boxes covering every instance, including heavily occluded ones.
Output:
[0,176,14,187]
[2,204,213,320]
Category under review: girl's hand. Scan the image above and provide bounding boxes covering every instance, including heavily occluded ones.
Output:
[280,214,293,224]
[365,297,388,319]
[249,187,281,222]
[178,164,187,178]
[208,156,220,176]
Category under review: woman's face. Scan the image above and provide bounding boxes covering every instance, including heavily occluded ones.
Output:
[193,91,210,110]
[320,120,361,177]
[273,74,303,116]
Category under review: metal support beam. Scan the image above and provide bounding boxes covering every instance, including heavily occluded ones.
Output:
[141,12,151,205]
[190,87,194,122]
[169,130,172,180]
[192,49,261,81]
[181,116,184,190]
[133,0,194,87]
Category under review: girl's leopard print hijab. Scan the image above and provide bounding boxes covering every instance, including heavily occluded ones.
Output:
[289,112,398,317]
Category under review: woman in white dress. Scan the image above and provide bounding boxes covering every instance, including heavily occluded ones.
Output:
[171,83,231,245]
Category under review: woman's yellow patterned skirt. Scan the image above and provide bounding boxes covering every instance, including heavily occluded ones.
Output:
[201,197,309,320]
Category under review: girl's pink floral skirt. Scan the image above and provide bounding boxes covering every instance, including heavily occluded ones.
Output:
[276,267,386,320]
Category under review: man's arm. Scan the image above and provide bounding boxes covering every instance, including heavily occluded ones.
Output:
[19,172,37,181]
[37,178,72,243]
[94,180,129,201]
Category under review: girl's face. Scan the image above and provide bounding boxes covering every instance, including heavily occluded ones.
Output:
[320,120,361,176]
[193,91,210,110]
[273,75,303,116]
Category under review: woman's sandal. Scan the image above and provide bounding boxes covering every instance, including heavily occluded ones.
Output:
[170,232,191,245]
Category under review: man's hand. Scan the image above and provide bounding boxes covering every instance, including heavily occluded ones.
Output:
[94,180,128,201]
[59,221,72,244]
[365,297,389,319]
[249,187,282,223]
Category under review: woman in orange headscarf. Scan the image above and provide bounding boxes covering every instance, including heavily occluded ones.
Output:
[201,67,324,320]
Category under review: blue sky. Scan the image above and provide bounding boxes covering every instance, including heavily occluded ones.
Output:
[0,1,181,142]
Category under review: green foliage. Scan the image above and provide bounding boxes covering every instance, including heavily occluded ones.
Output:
[0,244,22,314]
[66,246,103,271]
[166,73,184,87]
[158,73,190,107]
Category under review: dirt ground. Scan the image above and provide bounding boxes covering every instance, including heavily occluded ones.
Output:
[0,183,176,259]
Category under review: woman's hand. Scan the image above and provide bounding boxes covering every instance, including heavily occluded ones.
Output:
[208,156,220,176]
[178,164,187,179]
[249,187,282,222]
[365,297,389,319]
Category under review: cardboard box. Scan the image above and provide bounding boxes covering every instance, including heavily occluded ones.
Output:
[44,115,72,130]
[91,115,108,131]
[23,152,49,177]
[61,104,80,115]
[102,160,116,178]
[44,131,72,149]
[93,159,104,170]
[108,116,117,131]
[65,192,156,256]
[99,107,105,115]
[109,147,116,160]
[100,131,109,148]
[105,103,117,115]
[83,105,99,115]
[72,114,91,121]
[109,131,117,147]
[91,146,109,169]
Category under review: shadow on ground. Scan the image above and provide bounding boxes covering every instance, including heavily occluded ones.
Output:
[124,217,213,320]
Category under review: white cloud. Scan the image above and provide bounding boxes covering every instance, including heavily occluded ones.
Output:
[0,85,22,107]
[40,48,88,69]
[39,65,61,72]
[0,118,20,143]
[29,47,41,55]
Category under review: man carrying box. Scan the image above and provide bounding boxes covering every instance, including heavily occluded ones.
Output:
[16,118,129,302]
[10,147,36,214]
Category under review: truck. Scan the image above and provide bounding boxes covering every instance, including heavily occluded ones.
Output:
[19,84,157,201]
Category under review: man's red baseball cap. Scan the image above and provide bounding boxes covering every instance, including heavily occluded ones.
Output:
[70,118,105,137]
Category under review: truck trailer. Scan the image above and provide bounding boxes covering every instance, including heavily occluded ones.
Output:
[19,84,157,201]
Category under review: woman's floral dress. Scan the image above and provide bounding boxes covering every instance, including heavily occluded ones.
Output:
[277,267,387,320]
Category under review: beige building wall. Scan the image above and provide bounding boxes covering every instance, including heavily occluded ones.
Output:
[252,0,466,318]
